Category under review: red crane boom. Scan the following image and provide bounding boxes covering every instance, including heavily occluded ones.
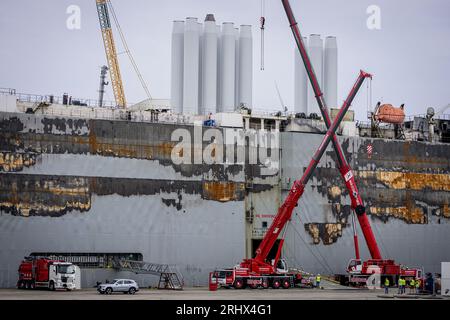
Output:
[280,1,423,287]
[210,0,422,291]
[281,0,382,260]
[209,71,371,290]
[242,70,372,274]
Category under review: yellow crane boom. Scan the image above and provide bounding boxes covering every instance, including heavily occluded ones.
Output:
[96,0,126,108]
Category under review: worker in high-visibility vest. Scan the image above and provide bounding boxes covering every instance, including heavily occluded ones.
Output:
[315,274,321,288]
[398,277,405,294]
[415,279,421,294]
[384,278,390,294]
[409,279,416,294]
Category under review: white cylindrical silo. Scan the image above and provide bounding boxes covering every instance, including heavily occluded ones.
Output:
[182,17,200,114]
[198,22,203,111]
[294,37,308,114]
[238,25,252,109]
[220,22,236,112]
[307,34,323,115]
[234,28,240,109]
[216,24,222,111]
[170,20,184,114]
[200,14,218,115]
[324,36,338,108]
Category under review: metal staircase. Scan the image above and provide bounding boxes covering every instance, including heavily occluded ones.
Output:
[26,101,50,114]
[112,259,184,290]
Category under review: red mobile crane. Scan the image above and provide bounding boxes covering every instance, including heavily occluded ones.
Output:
[210,0,423,290]
[281,0,422,286]
[210,70,371,289]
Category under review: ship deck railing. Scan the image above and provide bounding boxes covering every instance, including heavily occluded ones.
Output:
[0,89,117,109]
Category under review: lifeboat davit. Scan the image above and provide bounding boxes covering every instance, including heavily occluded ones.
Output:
[375,103,405,124]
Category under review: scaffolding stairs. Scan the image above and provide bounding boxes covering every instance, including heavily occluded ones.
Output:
[112,259,184,290]
[26,101,50,114]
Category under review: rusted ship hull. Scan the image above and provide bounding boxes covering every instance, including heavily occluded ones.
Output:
[281,133,450,275]
[0,111,449,288]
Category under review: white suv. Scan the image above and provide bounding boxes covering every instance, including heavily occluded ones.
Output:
[97,279,139,294]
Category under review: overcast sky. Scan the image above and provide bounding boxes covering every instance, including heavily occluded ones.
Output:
[1,0,449,120]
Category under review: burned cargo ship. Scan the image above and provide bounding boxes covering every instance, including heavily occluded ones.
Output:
[0,90,449,288]
[1,1,450,288]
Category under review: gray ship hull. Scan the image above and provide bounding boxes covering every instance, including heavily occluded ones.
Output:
[281,132,450,275]
[1,111,449,288]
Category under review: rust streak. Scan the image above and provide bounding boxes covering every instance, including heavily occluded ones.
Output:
[0,177,91,217]
[304,223,343,245]
[358,170,450,191]
[0,152,36,172]
[369,206,426,224]
[443,204,450,218]
[87,129,175,159]
[202,181,244,202]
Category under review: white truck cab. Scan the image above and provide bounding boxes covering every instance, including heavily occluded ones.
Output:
[48,262,81,290]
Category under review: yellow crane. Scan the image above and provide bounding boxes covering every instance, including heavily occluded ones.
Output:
[96,0,126,108]
[95,0,152,109]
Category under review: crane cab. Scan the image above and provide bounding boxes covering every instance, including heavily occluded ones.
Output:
[210,269,234,287]
[347,259,363,274]
[271,259,288,274]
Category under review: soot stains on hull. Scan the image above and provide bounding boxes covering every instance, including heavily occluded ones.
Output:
[0,174,251,217]
[304,223,343,245]
[311,167,449,223]
[304,161,449,244]
[0,152,36,172]
[0,175,91,217]
[355,139,450,173]
[0,114,277,182]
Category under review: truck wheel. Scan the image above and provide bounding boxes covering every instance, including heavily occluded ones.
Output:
[105,287,112,295]
[25,281,31,289]
[17,281,25,290]
[249,283,258,289]
[272,280,281,289]
[282,280,291,289]
[234,279,244,289]
[262,280,269,289]
[29,281,35,290]
[129,287,136,295]
[49,281,55,291]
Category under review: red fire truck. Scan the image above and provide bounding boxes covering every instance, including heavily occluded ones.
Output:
[17,256,81,291]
